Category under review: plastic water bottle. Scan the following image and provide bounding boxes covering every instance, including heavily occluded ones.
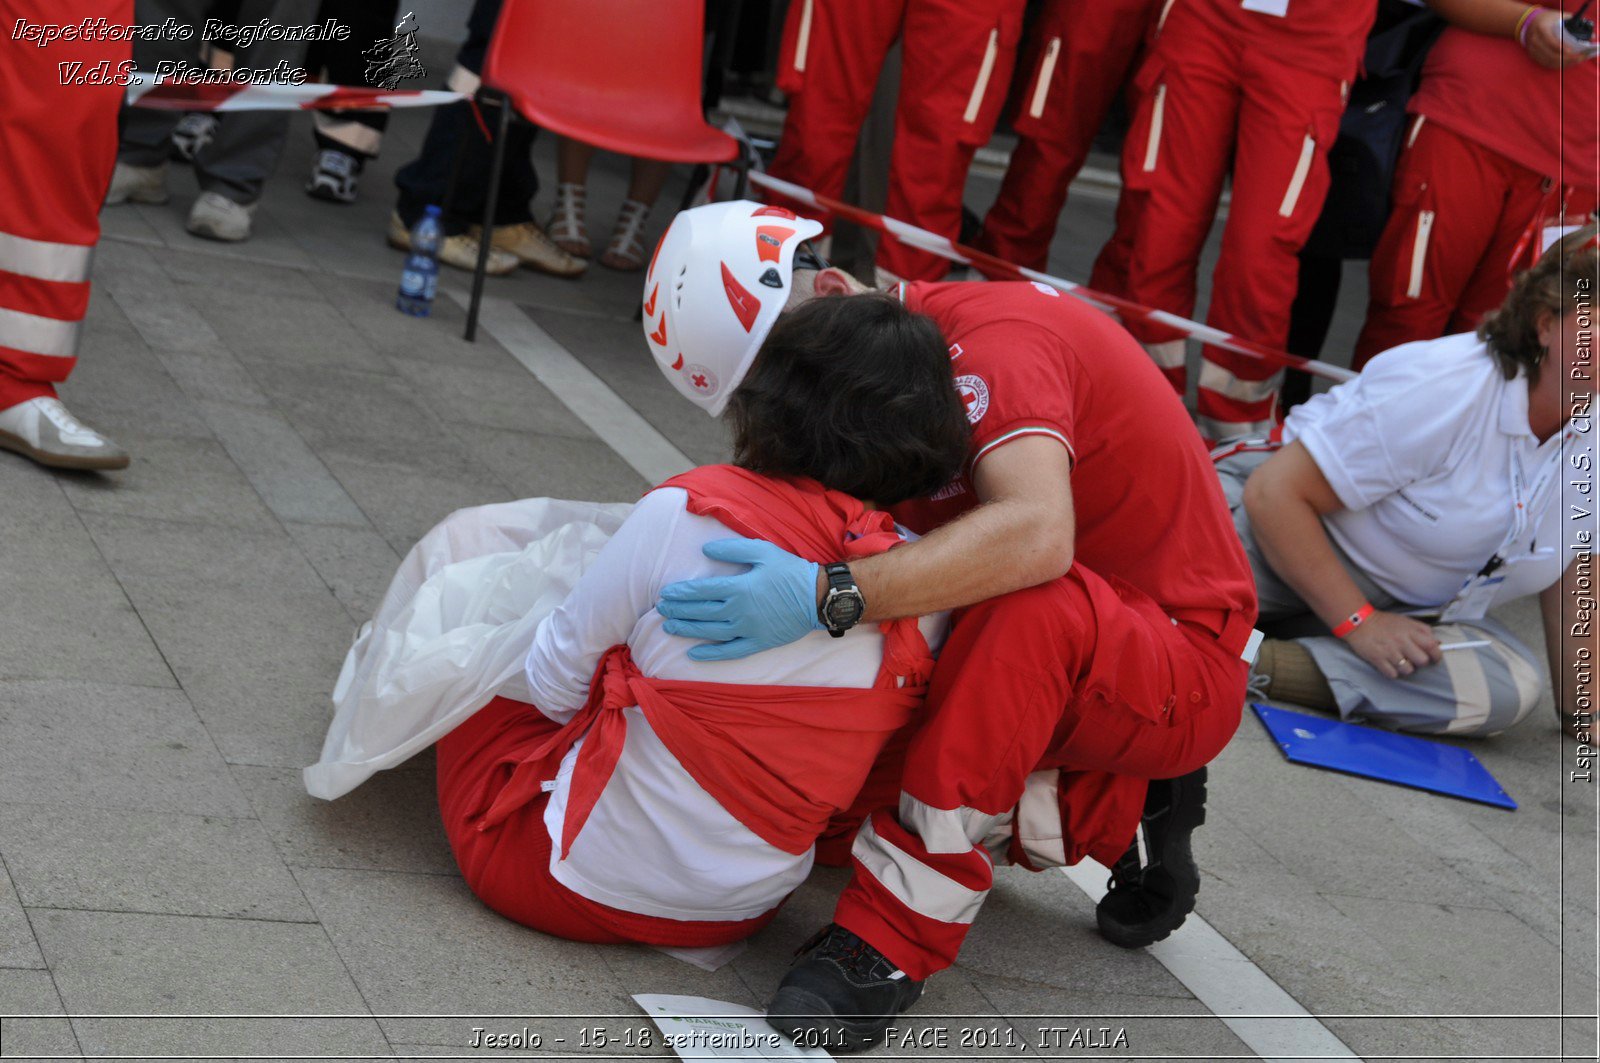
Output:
[396,205,443,317]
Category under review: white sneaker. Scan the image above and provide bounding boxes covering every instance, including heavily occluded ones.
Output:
[186,192,256,242]
[0,397,130,471]
[106,161,170,205]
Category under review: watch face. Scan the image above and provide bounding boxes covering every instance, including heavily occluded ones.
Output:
[825,590,864,629]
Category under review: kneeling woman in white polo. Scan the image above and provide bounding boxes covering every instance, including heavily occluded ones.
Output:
[1218,226,1596,738]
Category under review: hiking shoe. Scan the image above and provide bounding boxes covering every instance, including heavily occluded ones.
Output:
[1095,766,1207,949]
[475,220,587,278]
[0,397,129,471]
[387,211,518,275]
[170,113,217,162]
[306,148,361,204]
[106,161,169,205]
[767,924,924,1054]
[186,192,256,242]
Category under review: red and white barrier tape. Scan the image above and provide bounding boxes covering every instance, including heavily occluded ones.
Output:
[747,171,1357,384]
[126,72,465,112]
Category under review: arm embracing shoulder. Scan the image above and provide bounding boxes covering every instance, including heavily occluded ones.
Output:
[852,435,1075,622]
[1542,558,1597,738]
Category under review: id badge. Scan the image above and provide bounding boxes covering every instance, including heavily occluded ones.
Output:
[1440,574,1505,622]
[1241,0,1290,14]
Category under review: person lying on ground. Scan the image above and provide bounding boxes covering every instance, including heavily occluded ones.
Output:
[1222,224,1598,739]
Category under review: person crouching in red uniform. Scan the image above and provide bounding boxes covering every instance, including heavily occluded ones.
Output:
[653,208,1259,1049]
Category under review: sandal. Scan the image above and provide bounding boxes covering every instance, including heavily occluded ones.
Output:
[599,198,652,271]
[546,182,591,258]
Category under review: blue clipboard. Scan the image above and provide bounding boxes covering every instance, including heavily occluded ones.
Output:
[1252,703,1516,810]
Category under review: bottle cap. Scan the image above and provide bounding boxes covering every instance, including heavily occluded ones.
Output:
[424,204,443,217]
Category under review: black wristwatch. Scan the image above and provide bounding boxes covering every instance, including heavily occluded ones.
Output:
[817,562,866,638]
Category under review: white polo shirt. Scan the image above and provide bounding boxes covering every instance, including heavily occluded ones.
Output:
[1283,332,1592,609]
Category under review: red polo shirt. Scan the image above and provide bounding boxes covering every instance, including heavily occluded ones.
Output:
[893,281,1257,623]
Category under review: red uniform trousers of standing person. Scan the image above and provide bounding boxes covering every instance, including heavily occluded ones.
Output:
[0,0,131,411]
[978,0,1166,272]
[1116,0,1370,441]
[1353,9,1599,369]
[766,0,1025,280]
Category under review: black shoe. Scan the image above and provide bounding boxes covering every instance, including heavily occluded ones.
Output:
[306,149,361,204]
[1095,766,1207,949]
[767,924,925,1054]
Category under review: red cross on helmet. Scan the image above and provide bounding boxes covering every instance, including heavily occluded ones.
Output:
[639,200,825,417]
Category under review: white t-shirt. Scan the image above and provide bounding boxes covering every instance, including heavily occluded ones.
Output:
[524,486,947,922]
[1284,333,1593,609]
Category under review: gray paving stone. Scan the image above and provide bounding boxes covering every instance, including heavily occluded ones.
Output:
[1322,893,1562,1014]
[233,764,457,876]
[98,241,229,356]
[0,470,174,689]
[444,425,649,502]
[0,968,77,1056]
[65,299,213,443]
[389,359,596,439]
[0,680,249,818]
[526,306,733,469]
[55,435,277,532]
[0,858,43,970]
[1321,1015,1558,1063]
[283,522,402,624]
[243,363,447,455]
[81,511,330,599]
[1208,732,1494,907]
[128,588,357,769]
[31,909,386,1058]
[317,275,524,373]
[1193,812,1432,1016]
[192,285,388,374]
[152,348,274,408]
[317,452,512,555]
[0,804,312,923]
[194,400,370,527]
[293,865,623,1047]
[157,242,330,301]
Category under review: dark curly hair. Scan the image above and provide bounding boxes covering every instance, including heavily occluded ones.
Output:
[1479,223,1599,385]
[726,293,969,507]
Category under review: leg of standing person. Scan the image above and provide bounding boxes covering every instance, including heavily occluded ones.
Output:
[1116,26,1240,395]
[390,0,583,276]
[1353,120,1514,367]
[978,0,1160,271]
[305,0,401,204]
[1189,54,1346,442]
[1445,183,1598,337]
[182,0,318,240]
[109,0,208,206]
[598,158,674,272]
[785,571,1247,986]
[0,0,133,470]
[876,0,1025,280]
[765,0,907,232]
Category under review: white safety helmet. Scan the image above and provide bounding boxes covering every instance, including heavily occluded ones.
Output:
[641,200,825,417]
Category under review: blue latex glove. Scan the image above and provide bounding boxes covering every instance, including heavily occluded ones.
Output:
[656,537,822,661]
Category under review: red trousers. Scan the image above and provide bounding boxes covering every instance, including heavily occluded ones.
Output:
[1117,15,1347,441]
[0,0,130,411]
[435,696,775,948]
[978,0,1165,272]
[1354,118,1599,368]
[767,0,1025,281]
[832,566,1250,980]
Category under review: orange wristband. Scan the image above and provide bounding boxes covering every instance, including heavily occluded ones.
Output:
[1332,603,1375,639]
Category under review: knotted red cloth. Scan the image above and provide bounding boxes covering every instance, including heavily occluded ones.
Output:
[475,466,932,858]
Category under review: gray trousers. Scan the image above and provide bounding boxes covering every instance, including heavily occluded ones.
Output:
[121,0,318,203]
[1216,449,1544,737]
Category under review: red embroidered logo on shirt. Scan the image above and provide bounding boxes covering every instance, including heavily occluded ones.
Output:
[955,374,989,424]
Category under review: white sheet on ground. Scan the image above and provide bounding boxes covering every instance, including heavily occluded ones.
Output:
[303,497,634,800]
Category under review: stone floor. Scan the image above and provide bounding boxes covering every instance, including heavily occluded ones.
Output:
[0,90,1595,1063]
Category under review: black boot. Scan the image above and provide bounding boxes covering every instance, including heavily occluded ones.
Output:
[1095,766,1207,949]
[767,924,925,1053]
